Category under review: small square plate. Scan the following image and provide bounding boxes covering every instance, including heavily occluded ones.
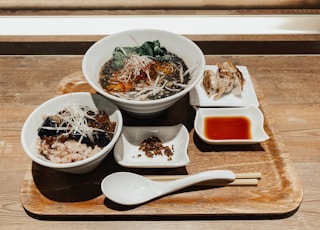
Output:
[114,124,190,168]
[189,65,259,107]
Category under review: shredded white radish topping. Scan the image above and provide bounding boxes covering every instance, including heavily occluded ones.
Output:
[109,58,197,100]
[41,104,104,143]
[101,42,199,100]
[117,54,154,83]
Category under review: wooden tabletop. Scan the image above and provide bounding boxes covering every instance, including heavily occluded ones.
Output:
[0,0,319,10]
[1,9,320,228]
[1,51,319,230]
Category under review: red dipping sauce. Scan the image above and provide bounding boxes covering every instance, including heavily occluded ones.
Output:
[204,116,252,140]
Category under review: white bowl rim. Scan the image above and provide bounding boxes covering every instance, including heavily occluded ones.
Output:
[194,106,269,144]
[21,92,123,169]
[82,28,206,105]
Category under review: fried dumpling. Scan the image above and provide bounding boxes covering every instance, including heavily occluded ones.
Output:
[203,62,245,100]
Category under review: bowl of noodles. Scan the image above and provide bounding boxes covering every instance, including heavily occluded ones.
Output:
[21,92,123,174]
[82,29,206,117]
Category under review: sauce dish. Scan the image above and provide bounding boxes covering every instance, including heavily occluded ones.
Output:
[194,106,269,145]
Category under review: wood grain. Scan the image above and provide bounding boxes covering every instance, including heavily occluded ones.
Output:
[0,0,319,10]
[2,41,320,55]
[19,68,303,218]
[0,54,319,228]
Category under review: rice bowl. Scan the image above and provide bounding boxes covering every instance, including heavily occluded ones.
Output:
[21,92,123,174]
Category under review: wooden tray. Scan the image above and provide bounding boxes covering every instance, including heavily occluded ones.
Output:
[20,71,303,220]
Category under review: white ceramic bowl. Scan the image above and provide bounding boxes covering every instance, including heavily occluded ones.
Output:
[21,92,123,174]
[194,107,269,145]
[82,29,205,117]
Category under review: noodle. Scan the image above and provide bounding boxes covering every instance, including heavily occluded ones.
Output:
[99,40,193,101]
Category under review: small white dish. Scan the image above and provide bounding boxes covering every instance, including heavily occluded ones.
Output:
[189,65,259,107]
[114,124,190,168]
[194,107,269,145]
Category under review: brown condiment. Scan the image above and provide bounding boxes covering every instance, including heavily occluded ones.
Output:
[204,116,251,140]
[138,136,174,161]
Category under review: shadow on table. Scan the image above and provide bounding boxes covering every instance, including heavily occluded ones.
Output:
[31,152,188,202]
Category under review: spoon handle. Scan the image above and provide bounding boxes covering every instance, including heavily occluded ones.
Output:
[155,170,236,195]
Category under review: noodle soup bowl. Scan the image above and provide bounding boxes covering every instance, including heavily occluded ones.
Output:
[21,92,123,174]
[83,29,205,117]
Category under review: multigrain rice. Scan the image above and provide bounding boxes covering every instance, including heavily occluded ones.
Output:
[36,104,116,164]
[38,138,101,164]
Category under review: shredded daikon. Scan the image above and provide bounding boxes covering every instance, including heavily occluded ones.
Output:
[117,54,153,83]
[40,104,104,143]
[37,102,117,164]
[100,40,197,100]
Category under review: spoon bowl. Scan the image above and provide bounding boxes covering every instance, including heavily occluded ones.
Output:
[101,170,235,205]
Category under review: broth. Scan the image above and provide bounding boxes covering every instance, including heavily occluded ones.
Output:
[99,40,192,101]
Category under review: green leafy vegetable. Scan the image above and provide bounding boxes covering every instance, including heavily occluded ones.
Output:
[111,40,168,68]
[112,47,127,69]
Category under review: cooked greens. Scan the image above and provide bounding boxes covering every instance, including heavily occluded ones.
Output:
[100,40,195,101]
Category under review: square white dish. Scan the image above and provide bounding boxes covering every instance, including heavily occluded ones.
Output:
[189,65,259,107]
[194,106,269,145]
[114,124,190,168]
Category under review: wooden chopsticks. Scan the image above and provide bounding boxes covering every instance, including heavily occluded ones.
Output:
[146,172,261,186]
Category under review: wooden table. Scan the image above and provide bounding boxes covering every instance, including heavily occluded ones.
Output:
[1,52,319,230]
[1,10,320,228]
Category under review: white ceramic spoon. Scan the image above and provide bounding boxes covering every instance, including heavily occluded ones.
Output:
[101,170,235,205]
